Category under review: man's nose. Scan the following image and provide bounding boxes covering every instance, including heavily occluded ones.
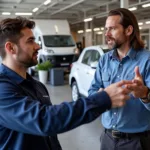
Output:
[35,43,41,50]
[105,30,111,37]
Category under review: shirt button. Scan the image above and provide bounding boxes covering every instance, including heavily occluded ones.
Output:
[112,125,115,129]
[117,75,120,78]
[114,112,116,115]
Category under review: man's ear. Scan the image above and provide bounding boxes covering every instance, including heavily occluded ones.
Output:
[125,25,133,36]
[5,42,16,53]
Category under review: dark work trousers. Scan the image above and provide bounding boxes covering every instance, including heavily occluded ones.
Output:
[100,129,150,150]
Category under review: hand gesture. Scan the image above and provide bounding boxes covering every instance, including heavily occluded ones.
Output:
[127,66,148,98]
[104,80,132,108]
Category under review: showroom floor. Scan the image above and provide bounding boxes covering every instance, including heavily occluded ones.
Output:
[44,80,103,150]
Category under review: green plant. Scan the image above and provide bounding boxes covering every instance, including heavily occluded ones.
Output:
[36,61,53,71]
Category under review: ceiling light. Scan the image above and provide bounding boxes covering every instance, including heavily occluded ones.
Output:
[32,7,39,12]
[84,18,93,22]
[145,21,150,24]
[2,12,11,15]
[15,12,32,16]
[142,3,150,8]
[100,27,104,30]
[138,22,143,25]
[86,29,92,32]
[139,27,142,30]
[128,7,137,11]
[93,28,100,31]
[97,31,103,34]
[77,30,84,34]
[54,25,59,33]
[44,0,51,5]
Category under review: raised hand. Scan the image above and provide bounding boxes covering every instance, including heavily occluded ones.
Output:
[127,66,148,98]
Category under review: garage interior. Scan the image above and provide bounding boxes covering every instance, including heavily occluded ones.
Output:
[0,0,149,48]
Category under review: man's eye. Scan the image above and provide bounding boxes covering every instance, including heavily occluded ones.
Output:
[111,27,116,30]
[105,28,108,32]
[28,40,34,43]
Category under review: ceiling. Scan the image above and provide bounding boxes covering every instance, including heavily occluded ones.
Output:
[0,0,150,32]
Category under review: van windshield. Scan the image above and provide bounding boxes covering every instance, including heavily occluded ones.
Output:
[43,35,75,47]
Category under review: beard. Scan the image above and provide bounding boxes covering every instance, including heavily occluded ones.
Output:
[21,54,38,68]
[16,45,38,68]
[106,30,127,50]
[107,37,126,50]
[111,41,122,50]
[17,54,38,68]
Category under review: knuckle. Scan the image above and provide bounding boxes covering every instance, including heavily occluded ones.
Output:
[119,101,125,107]
[121,95,125,100]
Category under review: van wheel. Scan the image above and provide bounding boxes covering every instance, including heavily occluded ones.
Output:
[71,81,80,101]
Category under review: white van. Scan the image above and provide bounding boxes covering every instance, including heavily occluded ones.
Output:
[28,19,78,75]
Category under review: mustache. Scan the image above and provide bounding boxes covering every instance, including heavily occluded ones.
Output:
[32,51,38,56]
[106,37,115,41]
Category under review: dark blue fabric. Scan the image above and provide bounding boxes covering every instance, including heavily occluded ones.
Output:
[0,64,111,150]
[100,130,150,150]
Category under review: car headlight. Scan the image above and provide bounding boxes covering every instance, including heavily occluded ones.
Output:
[74,48,79,54]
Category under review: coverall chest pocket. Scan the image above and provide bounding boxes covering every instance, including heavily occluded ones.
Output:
[102,72,110,87]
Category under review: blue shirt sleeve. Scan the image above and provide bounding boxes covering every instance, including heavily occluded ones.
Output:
[139,57,150,111]
[0,81,111,136]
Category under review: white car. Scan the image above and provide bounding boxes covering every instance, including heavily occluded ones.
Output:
[0,56,2,64]
[69,45,109,101]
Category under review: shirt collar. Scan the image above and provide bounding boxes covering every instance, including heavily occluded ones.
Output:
[0,64,27,84]
[109,47,137,60]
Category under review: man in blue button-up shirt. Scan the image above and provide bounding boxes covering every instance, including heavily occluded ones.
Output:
[0,17,132,150]
[89,8,150,150]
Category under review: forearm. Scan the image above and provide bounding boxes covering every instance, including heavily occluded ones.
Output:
[0,91,111,136]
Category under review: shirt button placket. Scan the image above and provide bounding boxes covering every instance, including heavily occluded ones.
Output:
[117,63,123,79]
[112,112,117,129]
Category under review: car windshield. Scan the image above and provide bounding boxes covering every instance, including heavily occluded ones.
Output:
[43,35,75,47]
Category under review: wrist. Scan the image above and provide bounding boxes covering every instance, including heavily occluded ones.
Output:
[141,86,149,99]
[141,99,150,103]
[141,87,150,103]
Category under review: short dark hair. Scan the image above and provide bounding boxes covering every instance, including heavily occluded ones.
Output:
[0,16,35,58]
[108,8,144,50]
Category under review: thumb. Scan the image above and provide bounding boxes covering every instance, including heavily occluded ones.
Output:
[134,66,141,80]
[134,66,144,84]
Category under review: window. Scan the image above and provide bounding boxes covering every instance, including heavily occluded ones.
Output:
[82,50,92,66]
[90,50,100,63]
